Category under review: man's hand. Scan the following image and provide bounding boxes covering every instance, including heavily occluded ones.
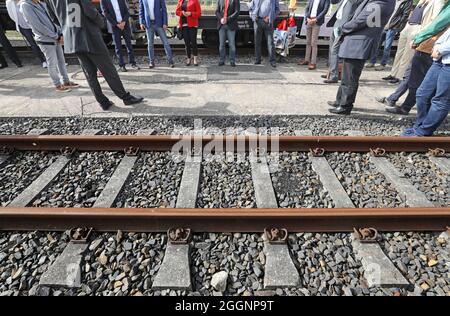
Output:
[264,16,270,23]
[186,11,192,16]
[163,24,168,31]
[140,24,146,30]
[221,17,227,25]
[431,47,441,59]
[58,36,64,45]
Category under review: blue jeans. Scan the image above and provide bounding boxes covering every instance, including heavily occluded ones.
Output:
[112,23,136,67]
[370,29,398,66]
[414,62,450,136]
[146,22,173,64]
[219,24,236,64]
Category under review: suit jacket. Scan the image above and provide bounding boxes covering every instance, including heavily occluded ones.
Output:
[248,0,280,26]
[215,0,240,31]
[327,0,362,28]
[45,0,108,55]
[139,0,168,28]
[100,0,130,31]
[338,0,395,60]
[304,0,331,26]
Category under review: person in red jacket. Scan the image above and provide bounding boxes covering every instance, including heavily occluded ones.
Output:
[176,0,202,66]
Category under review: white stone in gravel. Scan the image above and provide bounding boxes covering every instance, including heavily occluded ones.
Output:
[211,271,229,292]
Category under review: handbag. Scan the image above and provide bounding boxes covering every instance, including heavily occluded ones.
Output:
[176,26,184,40]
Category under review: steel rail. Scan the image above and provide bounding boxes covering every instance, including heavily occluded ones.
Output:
[0,135,449,152]
[0,207,449,232]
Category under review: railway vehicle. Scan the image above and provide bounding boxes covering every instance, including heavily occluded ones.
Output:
[0,0,309,47]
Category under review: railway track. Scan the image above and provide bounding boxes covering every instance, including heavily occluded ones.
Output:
[0,129,449,296]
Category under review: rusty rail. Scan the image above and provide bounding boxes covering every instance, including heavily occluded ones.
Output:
[0,207,449,232]
[0,135,448,153]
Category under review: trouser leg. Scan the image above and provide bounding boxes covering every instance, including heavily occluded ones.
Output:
[380,29,397,66]
[146,25,155,63]
[39,44,62,86]
[123,24,136,65]
[228,29,236,63]
[183,26,192,58]
[219,26,226,63]
[415,64,450,136]
[305,24,312,62]
[0,51,6,66]
[329,32,341,80]
[265,22,275,64]
[19,27,46,63]
[55,43,69,83]
[112,28,125,67]
[76,53,109,104]
[0,28,21,65]
[88,52,129,99]
[338,58,365,108]
[387,61,412,102]
[190,27,198,56]
[310,25,320,64]
[156,26,173,64]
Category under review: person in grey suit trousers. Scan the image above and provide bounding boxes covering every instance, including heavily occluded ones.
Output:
[328,0,395,115]
[45,0,143,110]
[324,0,362,83]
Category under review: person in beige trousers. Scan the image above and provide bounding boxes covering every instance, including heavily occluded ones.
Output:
[387,0,445,83]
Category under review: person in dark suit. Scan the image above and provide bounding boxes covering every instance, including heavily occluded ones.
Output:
[323,0,361,83]
[45,0,143,110]
[139,0,174,68]
[101,0,139,72]
[299,0,330,70]
[0,15,23,68]
[215,0,240,67]
[328,0,395,115]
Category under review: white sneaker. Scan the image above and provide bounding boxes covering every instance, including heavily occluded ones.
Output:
[42,62,48,69]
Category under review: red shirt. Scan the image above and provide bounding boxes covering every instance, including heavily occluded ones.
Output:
[176,0,202,28]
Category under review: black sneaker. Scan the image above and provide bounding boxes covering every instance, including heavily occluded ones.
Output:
[16,62,23,68]
[388,78,400,84]
[230,62,236,67]
[100,100,114,111]
[324,79,338,84]
[382,75,395,81]
[327,101,338,107]
[169,63,175,68]
[375,96,396,107]
[123,95,144,106]
[270,62,277,68]
[386,106,409,115]
[149,63,155,69]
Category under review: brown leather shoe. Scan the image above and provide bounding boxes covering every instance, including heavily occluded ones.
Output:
[298,60,309,66]
[308,64,317,70]
[64,81,79,88]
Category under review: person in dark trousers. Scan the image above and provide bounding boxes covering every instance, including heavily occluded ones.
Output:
[7,0,46,67]
[101,0,139,72]
[249,0,280,68]
[0,16,23,68]
[385,1,450,115]
[298,0,330,70]
[45,0,143,110]
[323,0,361,83]
[366,0,413,70]
[176,0,202,66]
[215,0,240,67]
[401,27,450,136]
[328,0,395,115]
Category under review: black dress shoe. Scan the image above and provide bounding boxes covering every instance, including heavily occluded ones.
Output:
[324,79,338,84]
[375,96,395,107]
[329,106,352,115]
[270,62,277,68]
[0,64,7,69]
[388,78,400,84]
[149,63,155,69]
[327,101,338,107]
[123,95,144,106]
[100,100,114,110]
[254,61,261,65]
[218,62,225,66]
[169,63,175,68]
[385,106,409,115]
[382,75,395,81]
[230,62,236,67]
[16,63,23,68]
[118,66,127,72]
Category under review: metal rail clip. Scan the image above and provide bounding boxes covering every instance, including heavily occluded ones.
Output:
[428,148,446,157]
[168,228,192,244]
[264,227,288,244]
[60,147,76,157]
[0,146,14,155]
[370,148,386,157]
[353,227,379,244]
[124,146,140,156]
[69,227,93,244]
[309,147,325,157]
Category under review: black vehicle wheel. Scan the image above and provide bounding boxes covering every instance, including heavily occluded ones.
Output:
[201,29,219,48]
